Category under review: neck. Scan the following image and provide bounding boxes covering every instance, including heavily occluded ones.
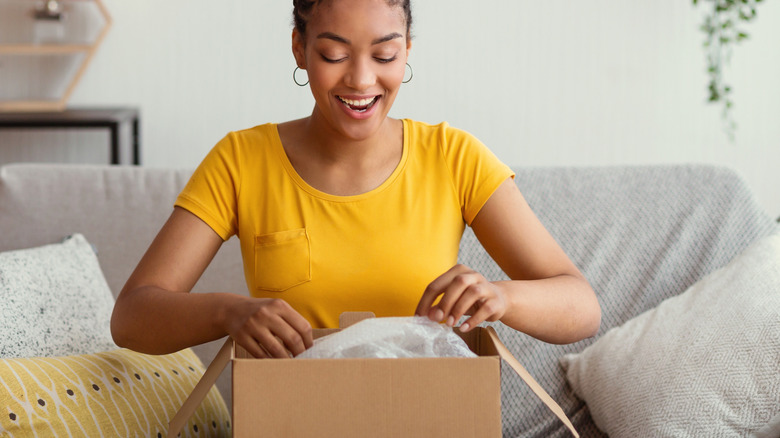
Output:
[301,107,397,165]
[277,108,404,196]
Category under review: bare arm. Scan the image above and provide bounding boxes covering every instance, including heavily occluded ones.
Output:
[416,178,601,344]
[111,207,313,357]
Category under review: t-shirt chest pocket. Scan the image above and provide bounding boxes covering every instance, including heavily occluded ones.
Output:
[254,228,311,292]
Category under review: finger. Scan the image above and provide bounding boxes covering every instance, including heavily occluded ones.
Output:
[281,311,314,350]
[461,299,501,333]
[236,333,269,359]
[447,284,487,325]
[415,265,467,317]
[274,322,309,357]
[415,283,445,318]
[262,298,313,351]
[415,276,450,317]
[432,272,481,324]
[255,329,292,358]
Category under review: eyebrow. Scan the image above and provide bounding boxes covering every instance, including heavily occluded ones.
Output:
[316,32,403,45]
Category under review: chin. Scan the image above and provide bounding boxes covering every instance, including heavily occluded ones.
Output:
[331,107,392,141]
[336,121,384,142]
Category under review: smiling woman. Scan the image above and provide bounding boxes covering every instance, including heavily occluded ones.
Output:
[287,0,411,145]
[110,0,600,370]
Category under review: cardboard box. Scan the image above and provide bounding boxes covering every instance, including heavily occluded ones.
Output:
[169,313,578,438]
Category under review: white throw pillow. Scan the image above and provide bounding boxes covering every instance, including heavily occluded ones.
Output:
[0,234,117,358]
[560,233,780,437]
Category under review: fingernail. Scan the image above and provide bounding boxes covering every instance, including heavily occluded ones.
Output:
[432,308,444,322]
[459,322,470,332]
[446,315,455,327]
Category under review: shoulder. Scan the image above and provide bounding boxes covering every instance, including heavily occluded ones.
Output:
[404,119,472,137]
[187,123,282,191]
[226,123,278,145]
[404,119,484,150]
[207,123,279,160]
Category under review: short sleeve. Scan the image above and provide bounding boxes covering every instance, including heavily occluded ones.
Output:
[174,133,241,240]
[439,124,515,226]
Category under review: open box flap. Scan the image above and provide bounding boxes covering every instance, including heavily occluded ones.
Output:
[486,326,579,438]
[167,338,233,438]
[339,311,376,328]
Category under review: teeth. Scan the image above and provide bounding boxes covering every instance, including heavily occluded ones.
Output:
[338,96,376,107]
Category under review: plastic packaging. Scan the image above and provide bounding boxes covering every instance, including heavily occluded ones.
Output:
[297,316,477,359]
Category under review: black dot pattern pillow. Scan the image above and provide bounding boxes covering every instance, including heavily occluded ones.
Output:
[0,347,230,437]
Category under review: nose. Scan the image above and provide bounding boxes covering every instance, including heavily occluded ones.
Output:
[344,58,376,91]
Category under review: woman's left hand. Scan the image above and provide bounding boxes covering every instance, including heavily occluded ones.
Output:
[415,264,507,332]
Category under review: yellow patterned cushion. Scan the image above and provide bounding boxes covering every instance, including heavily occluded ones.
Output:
[0,347,230,437]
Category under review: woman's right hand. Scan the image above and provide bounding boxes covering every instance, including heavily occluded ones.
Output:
[223,296,313,359]
[112,207,314,357]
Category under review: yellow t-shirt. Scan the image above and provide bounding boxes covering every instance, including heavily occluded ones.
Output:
[175,119,514,328]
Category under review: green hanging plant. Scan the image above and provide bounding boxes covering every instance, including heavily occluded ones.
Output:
[693,0,764,141]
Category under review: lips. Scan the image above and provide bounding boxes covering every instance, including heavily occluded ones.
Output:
[337,95,380,113]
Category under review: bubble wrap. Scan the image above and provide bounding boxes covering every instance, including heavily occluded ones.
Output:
[297,316,477,359]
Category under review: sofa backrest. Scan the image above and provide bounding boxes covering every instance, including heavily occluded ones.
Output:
[0,164,246,298]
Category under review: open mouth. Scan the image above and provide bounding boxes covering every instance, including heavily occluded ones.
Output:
[337,96,380,113]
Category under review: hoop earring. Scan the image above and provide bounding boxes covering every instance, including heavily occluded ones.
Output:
[293,66,309,86]
[402,62,413,84]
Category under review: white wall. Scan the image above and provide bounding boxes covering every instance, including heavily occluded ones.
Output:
[29,1,780,218]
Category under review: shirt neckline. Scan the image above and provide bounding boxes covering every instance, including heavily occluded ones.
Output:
[271,119,410,203]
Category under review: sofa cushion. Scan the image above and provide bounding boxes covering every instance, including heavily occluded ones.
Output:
[0,234,117,358]
[0,347,230,437]
[559,233,780,437]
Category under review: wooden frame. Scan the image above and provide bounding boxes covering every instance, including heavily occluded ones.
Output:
[0,0,112,112]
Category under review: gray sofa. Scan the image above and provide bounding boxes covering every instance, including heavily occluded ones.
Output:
[1,163,776,437]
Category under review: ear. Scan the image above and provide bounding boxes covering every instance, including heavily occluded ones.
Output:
[405,37,412,58]
[292,29,306,69]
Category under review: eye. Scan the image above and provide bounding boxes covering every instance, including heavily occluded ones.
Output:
[321,54,347,63]
[375,55,398,64]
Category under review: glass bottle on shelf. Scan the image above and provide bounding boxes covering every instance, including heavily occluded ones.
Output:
[33,0,66,44]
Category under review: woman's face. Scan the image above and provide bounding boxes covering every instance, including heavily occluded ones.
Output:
[294,0,411,141]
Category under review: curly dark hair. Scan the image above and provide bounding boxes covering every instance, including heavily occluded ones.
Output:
[293,0,412,39]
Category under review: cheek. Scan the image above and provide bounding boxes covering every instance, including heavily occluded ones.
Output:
[307,66,338,93]
[385,65,407,88]
[378,61,407,87]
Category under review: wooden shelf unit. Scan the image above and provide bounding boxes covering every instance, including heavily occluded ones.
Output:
[0,0,111,112]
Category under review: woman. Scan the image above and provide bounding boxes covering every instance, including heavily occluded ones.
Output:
[111,0,601,359]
